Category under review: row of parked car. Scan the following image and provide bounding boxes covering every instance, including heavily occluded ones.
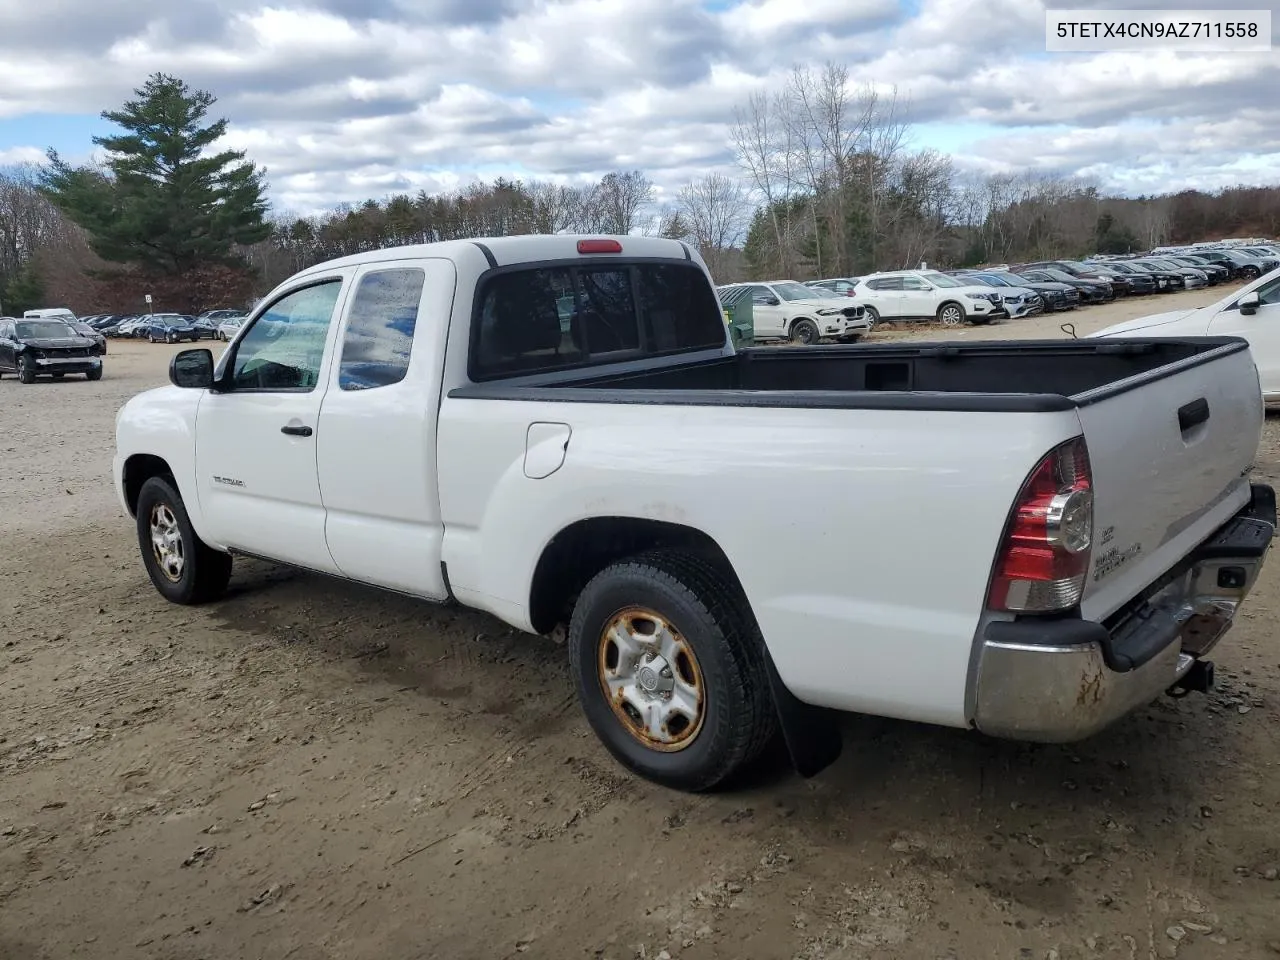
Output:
[77,309,248,343]
[717,240,1279,344]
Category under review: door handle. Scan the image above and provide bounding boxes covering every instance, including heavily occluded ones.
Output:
[281,424,313,437]
[1178,398,1209,433]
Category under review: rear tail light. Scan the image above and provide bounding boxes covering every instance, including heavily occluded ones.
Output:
[988,437,1093,614]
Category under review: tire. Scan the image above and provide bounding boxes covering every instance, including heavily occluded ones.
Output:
[1243,266,1260,280]
[937,302,966,326]
[166,331,175,344]
[789,318,820,345]
[86,367,102,381]
[135,476,232,605]
[17,355,36,384]
[863,306,880,329]
[568,551,777,792]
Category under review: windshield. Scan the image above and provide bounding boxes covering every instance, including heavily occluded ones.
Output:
[1042,268,1078,283]
[806,287,843,298]
[920,272,962,287]
[962,274,1001,287]
[16,320,76,339]
[771,281,820,301]
[989,272,1031,286]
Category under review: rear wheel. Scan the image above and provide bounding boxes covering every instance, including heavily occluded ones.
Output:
[568,551,777,791]
[135,476,232,605]
[789,318,819,345]
[17,356,36,384]
[937,302,966,326]
[864,306,880,329]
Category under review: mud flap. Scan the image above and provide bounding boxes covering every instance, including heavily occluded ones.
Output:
[761,645,842,778]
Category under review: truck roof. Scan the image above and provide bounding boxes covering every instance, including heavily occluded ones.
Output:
[290,234,698,281]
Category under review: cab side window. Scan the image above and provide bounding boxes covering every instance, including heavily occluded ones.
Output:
[231,281,342,391]
[339,268,425,390]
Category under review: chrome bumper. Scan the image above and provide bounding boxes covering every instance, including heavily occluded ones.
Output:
[973,483,1276,742]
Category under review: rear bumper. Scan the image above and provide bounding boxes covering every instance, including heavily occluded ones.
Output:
[972,483,1276,742]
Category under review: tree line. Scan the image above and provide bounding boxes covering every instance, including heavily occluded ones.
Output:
[3,68,1280,315]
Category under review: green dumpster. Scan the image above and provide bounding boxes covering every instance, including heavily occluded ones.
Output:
[716,285,754,347]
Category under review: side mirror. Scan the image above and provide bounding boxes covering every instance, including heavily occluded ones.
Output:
[170,348,215,389]
[765,297,780,306]
[1239,292,1261,316]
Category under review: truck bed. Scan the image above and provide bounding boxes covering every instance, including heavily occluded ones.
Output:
[451,337,1249,412]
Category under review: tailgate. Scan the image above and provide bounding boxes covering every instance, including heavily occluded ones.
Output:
[1075,342,1261,621]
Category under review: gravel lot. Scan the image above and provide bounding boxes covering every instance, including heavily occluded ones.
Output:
[3,285,1279,960]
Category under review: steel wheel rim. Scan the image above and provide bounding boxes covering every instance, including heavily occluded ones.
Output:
[597,606,705,752]
[941,306,963,326]
[796,324,815,344]
[149,502,185,582]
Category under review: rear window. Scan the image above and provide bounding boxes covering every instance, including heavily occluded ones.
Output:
[470,261,725,381]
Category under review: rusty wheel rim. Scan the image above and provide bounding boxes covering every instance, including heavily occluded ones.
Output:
[596,606,705,752]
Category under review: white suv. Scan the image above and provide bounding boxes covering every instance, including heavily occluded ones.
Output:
[722,280,871,344]
[853,270,1003,326]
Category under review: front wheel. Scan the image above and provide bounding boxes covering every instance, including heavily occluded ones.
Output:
[86,367,103,381]
[937,302,966,326]
[1243,266,1260,280]
[789,318,819,345]
[135,476,232,605]
[17,356,36,383]
[568,552,777,792]
[863,306,880,330]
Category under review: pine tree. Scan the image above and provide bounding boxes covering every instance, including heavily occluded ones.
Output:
[39,73,270,275]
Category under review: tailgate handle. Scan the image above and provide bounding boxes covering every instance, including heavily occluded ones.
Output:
[1178,398,1210,433]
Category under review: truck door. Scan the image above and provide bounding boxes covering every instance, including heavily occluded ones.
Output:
[194,276,347,572]
[315,258,455,599]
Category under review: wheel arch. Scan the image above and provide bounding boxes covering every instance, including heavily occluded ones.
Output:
[527,515,843,779]
[122,453,177,518]
[528,516,745,636]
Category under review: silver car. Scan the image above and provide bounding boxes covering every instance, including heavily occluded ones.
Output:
[216,315,247,340]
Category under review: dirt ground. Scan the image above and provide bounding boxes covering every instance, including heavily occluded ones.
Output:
[3,287,1279,960]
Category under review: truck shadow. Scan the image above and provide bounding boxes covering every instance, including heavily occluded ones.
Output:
[208,559,1248,836]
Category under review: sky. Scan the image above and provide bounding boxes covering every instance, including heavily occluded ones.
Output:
[0,0,1277,216]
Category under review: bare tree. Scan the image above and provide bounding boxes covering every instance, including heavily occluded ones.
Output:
[676,173,750,276]
[588,170,654,235]
[526,180,586,234]
[731,90,797,276]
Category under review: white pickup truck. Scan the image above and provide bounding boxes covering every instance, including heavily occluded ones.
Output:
[114,235,1276,792]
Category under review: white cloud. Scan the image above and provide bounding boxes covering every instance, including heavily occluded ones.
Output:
[0,0,1276,215]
